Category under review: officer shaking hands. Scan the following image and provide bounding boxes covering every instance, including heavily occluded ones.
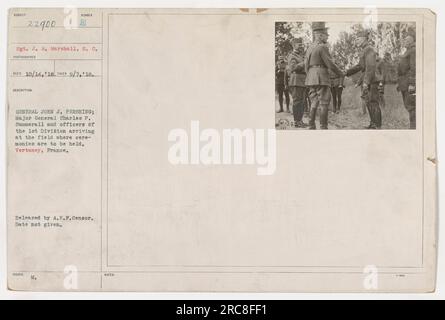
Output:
[304,22,344,130]
[346,29,382,129]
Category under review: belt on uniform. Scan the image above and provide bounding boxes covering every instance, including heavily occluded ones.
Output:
[290,71,306,75]
[309,65,327,69]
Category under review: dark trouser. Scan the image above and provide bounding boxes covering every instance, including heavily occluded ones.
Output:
[330,86,343,112]
[401,90,416,129]
[308,85,331,129]
[378,82,385,108]
[303,87,310,112]
[276,84,290,111]
[362,83,382,128]
[289,86,306,123]
[360,86,367,114]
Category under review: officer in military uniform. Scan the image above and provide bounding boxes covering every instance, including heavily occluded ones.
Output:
[397,30,416,129]
[346,29,382,129]
[276,59,290,113]
[286,37,307,127]
[304,22,344,129]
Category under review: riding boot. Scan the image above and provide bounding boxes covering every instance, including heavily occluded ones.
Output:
[319,105,328,129]
[308,107,317,129]
[373,103,382,129]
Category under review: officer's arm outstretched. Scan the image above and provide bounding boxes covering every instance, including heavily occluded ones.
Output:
[319,46,344,77]
[345,63,362,77]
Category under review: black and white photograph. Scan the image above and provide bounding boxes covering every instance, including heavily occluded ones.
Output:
[275,21,416,130]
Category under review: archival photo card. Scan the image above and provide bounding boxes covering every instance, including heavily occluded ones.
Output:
[6,8,437,292]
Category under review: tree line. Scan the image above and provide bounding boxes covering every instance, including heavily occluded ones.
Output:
[275,22,416,83]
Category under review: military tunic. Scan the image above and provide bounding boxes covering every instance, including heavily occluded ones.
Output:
[286,51,306,87]
[305,43,343,86]
[286,50,307,124]
[346,44,382,128]
[304,42,343,129]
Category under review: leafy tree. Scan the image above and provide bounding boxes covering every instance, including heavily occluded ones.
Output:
[275,22,312,62]
[331,31,360,70]
[275,22,293,61]
[275,21,416,79]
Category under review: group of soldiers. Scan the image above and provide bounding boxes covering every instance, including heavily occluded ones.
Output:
[275,22,416,130]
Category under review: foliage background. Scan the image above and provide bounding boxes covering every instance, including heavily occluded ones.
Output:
[275,22,416,83]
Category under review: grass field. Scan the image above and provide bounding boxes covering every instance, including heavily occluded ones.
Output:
[276,81,412,130]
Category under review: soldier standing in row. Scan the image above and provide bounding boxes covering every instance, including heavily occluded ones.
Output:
[346,30,382,129]
[286,38,308,127]
[275,59,290,113]
[397,30,416,129]
[304,22,344,130]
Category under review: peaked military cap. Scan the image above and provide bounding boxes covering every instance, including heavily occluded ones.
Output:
[311,22,328,32]
[290,37,304,45]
